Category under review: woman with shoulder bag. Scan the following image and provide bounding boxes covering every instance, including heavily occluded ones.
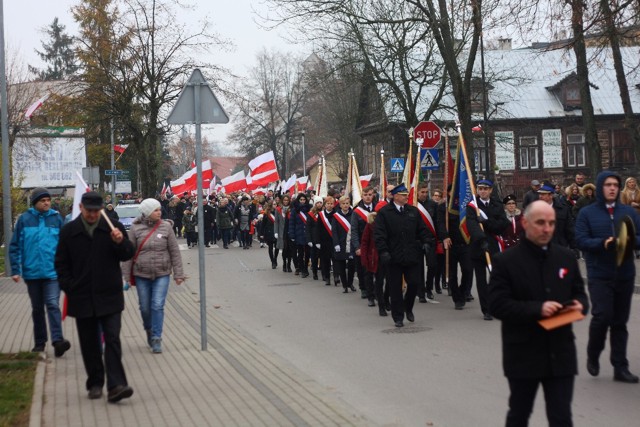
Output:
[122,198,185,354]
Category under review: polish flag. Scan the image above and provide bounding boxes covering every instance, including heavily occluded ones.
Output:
[248,151,280,186]
[472,124,483,132]
[221,170,247,193]
[114,144,129,154]
[283,174,297,194]
[72,171,91,220]
[296,176,308,192]
[359,173,373,189]
[245,172,257,191]
[25,95,49,119]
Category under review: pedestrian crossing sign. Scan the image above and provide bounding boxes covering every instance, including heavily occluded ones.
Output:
[390,158,405,172]
[420,149,439,170]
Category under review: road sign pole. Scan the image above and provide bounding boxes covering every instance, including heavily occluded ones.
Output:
[194,82,208,351]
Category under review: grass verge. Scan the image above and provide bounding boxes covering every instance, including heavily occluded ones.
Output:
[0,352,38,427]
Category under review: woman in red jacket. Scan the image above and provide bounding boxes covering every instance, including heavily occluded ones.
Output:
[360,212,389,316]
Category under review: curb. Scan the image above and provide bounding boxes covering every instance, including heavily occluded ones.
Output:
[29,354,46,427]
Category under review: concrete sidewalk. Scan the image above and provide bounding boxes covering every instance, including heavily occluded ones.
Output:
[0,277,370,427]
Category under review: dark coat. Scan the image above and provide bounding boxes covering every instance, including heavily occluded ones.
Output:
[575,171,640,281]
[436,202,466,247]
[274,206,291,250]
[331,209,354,261]
[259,211,277,244]
[200,204,216,229]
[502,211,524,249]
[550,198,575,248]
[305,211,319,245]
[288,201,310,245]
[489,239,589,379]
[315,209,335,253]
[418,198,438,246]
[466,198,510,261]
[350,201,374,252]
[216,205,234,230]
[55,216,135,318]
[374,203,430,266]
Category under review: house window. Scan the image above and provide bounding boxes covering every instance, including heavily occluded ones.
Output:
[567,134,586,167]
[519,136,539,169]
[473,139,487,173]
[565,86,580,103]
[611,130,635,167]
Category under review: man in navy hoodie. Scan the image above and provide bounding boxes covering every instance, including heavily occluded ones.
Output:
[575,171,640,383]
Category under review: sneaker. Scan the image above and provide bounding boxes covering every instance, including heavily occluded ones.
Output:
[151,338,162,354]
[145,329,152,348]
[53,339,71,357]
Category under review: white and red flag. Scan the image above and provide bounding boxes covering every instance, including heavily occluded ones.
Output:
[296,176,308,192]
[221,170,247,193]
[25,95,49,119]
[170,160,213,194]
[248,151,280,186]
[359,173,373,189]
[283,174,297,194]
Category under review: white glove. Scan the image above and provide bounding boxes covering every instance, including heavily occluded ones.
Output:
[274,233,278,239]
[308,242,313,247]
[315,244,321,249]
[334,245,341,252]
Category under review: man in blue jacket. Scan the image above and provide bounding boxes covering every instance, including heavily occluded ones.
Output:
[575,171,640,383]
[9,187,70,356]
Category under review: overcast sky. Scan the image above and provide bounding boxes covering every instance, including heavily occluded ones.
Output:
[4,0,304,148]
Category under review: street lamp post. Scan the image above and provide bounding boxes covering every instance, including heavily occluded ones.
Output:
[301,130,306,177]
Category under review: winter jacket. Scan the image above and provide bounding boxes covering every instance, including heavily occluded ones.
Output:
[183,213,197,233]
[489,238,589,379]
[10,208,64,280]
[575,171,640,281]
[359,221,378,273]
[466,198,510,260]
[332,209,354,260]
[502,210,523,249]
[54,216,135,318]
[350,202,374,252]
[305,211,319,246]
[122,217,185,281]
[288,201,310,245]
[550,198,575,248]
[259,211,277,244]
[374,203,430,266]
[274,205,291,250]
[216,205,234,230]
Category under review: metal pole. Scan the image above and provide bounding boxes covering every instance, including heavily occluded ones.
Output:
[0,1,13,274]
[302,130,306,177]
[480,30,490,180]
[110,120,116,202]
[193,80,207,351]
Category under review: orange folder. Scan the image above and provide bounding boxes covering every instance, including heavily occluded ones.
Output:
[538,310,585,331]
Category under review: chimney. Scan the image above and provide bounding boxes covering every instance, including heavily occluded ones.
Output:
[498,38,512,51]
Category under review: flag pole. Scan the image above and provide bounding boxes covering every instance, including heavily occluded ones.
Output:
[456,121,492,272]
[444,125,450,289]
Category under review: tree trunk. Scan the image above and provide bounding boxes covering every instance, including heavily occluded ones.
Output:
[600,0,640,166]
[570,0,601,177]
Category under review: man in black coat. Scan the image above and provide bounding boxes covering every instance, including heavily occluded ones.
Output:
[489,200,589,426]
[537,182,575,248]
[466,179,510,320]
[199,199,216,247]
[416,183,439,302]
[374,183,430,327]
[54,192,136,403]
[350,186,375,302]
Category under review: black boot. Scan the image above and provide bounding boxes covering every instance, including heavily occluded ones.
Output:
[313,271,318,280]
[378,306,388,317]
[286,261,292,273]
[343,287,349,293]
[283,264,287,272]
[272,261,277,269]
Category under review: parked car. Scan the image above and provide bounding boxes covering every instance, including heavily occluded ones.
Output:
[114,203,141,230]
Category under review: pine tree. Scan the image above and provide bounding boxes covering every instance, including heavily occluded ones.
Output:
[29,17,78,80]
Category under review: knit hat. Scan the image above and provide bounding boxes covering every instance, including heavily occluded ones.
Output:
[31,187,51,205]
[139,198,161,217]
[312,196,323,205]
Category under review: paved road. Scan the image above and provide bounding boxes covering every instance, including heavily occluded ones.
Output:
[196,242,640,426]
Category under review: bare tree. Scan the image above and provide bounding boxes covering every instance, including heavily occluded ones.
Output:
[229,49,307,178]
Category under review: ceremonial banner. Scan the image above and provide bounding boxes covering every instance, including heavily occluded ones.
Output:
[448,133,475,243]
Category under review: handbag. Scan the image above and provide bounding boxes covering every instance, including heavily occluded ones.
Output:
[129,221,162,286]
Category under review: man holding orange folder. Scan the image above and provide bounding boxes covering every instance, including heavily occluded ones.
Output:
[490,201,589,427]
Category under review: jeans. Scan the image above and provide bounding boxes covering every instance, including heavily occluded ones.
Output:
[135,275,170,339]
[25,279,64,345]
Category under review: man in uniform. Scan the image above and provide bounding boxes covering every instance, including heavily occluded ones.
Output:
[437,185,474,310]
[466,179,510,320]
[575,171,640,383]
[55,192,135,402]
[351,186,376,303]
[537,182,574,249]
[490,200,588,426]
[415,182,439,301]
[374,184,430,327]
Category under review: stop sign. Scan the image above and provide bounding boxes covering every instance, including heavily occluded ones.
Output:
[413,121,442,148]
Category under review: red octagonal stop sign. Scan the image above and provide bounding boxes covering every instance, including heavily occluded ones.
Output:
[413,121,442,148]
